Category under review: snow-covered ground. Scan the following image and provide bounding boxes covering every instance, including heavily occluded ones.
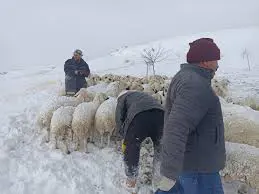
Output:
[0,27,259,194]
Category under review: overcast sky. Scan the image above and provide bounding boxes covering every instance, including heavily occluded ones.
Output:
[0,0,259,70]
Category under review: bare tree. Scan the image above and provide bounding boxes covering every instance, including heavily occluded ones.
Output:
[141,45,170,77]
[242,48,251,71]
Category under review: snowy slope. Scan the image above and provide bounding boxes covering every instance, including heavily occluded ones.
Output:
[90,27,259,74]
[0,27,259,194]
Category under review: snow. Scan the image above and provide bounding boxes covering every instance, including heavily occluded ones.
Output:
[0,27,259,193]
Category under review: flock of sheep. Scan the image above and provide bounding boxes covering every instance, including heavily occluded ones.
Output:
[37,73,259,191]
[37,74,172,154]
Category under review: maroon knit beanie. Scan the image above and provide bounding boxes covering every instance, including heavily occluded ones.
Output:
[187,38,220,63]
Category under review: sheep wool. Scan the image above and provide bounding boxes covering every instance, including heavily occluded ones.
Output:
[50,106,75,154]
[37,95,85,142]
[129,82,144,91]
[220,142,259,190]
[72,92,108,152]
[105,81,128,97]
[95,97,117,147]
[142,84,155,95]
[151,93,163,105]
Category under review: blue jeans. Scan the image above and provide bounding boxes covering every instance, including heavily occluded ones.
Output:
[155,172,224,194]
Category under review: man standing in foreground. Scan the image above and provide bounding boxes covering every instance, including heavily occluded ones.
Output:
[156,38,226,194]
[64,49,90,95]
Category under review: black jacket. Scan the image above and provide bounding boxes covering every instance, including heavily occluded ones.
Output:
[64,58,90,93]
[115,91,164,138]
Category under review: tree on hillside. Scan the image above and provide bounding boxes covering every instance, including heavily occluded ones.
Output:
[242,48,251,71]
[141,45,170,77]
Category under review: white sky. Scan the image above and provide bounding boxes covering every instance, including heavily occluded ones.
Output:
[0,0,259,70]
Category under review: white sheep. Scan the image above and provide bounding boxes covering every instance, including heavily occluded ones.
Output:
[212,78,229,98]
[72,92,109,152]
[112,74,121,82]
[128,82,144,91]
[158,90,166,106]
[150,82,163,93]
[149,75,165,85]
[220,142,259,190]
[75,88,95,102]
[94,97,117,148]
[86,74,101,87]
[219,97,259,148]
[161,80,170,93]
[102,73,115,83]
[162,75,169,80]
[152,93,163,105]
[224,115,259,148]
[139,77,149,84]
[37,93,87,142]
[50,106,75,154]
[121,75,138,84]
[105,81,128,97]
[240,96,259,111]
[74,82,109,101]
[143,84,155,95]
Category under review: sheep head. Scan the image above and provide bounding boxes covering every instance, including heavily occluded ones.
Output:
[74,88,94,102]
[93,92,109,105]
[118,81,129,91]
[130,82,144,91]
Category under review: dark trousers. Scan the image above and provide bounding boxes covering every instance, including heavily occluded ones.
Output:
[65,75,87,95]
[123,109,164,178]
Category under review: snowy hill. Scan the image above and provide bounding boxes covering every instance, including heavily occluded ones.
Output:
[90,27,259,74]
[91,27,259,102]
[0,27,259,194]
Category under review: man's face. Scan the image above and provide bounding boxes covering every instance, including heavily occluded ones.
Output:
[73,53,81,61]
[200,60,219,72]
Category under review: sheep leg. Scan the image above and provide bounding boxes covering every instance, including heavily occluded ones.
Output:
[60,129,69,154]
[89,129,94,143]
[84,135,88,153]
[65,130,71,154]
[76,137,80,151]
[46,128,50,143]
[63,137,70,154]
[100,135,104,148]
[55,136,58,149]
[79,137,85,152]
[107,135,111,148]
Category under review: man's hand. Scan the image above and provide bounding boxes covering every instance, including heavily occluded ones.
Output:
[79,70,88,76]
[74,70,79,75]
[157,176,176,192]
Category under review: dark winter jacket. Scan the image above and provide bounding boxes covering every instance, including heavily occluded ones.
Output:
[64,58,90,93]
[160,63,226,180]
[115,91,164,138]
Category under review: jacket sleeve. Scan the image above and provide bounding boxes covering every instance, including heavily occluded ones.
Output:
[80,61,90,77]
[160,80,212,180]
[115,96,127,136]
[64,60,76,76]
[84,62,90,77]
